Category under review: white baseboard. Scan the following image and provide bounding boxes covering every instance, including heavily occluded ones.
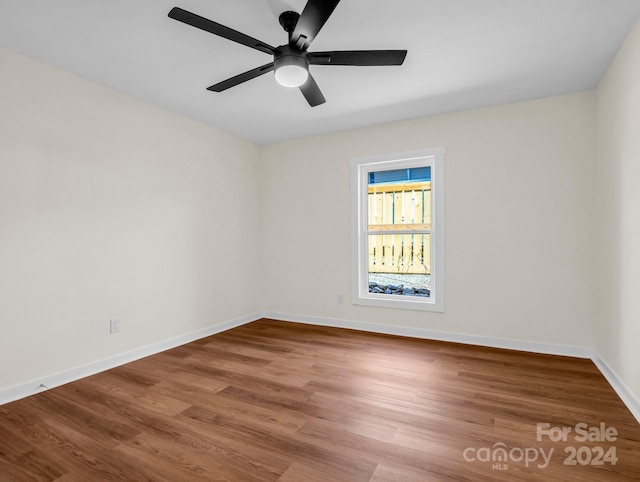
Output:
[591,353,640,424]
[263,311,594,358]
[0,312,261,406]
[4,310,638,426]
[266,311,640,424]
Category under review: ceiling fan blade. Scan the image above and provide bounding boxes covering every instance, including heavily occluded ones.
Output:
[290,0,341,51]
[207,63,274,92]
[309,50,407,66]
[299,74,326,107]
[169,7,275,55]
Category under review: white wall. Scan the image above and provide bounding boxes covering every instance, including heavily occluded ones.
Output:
[596,18,640,404]
[0,47,261,392]
[261,92,597,349]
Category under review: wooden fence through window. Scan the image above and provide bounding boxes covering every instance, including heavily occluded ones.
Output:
[368,181,431,275]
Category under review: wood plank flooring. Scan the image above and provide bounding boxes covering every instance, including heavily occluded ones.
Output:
[1,318,639,481]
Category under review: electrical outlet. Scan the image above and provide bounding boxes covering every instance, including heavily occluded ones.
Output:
[109,319,121,334]
[337,293,344,304]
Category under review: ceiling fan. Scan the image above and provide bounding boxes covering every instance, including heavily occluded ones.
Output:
[168,0,407,107]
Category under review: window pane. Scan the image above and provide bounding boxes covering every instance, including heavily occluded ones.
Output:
[368,167,431,184]
[367,234,431,297]
[368,168,431,227]
[366,166,432,298]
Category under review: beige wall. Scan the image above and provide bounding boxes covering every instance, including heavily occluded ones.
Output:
[261,92,597,348]
[596,18,640,403]
[0,47,261,390]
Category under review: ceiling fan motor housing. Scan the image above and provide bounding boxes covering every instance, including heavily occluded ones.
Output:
[274,45,309,70]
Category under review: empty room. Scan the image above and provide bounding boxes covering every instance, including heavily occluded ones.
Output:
[1,0,640,480]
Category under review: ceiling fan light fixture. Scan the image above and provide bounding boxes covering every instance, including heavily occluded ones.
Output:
[169,2,408,106]
[274,54,309,88]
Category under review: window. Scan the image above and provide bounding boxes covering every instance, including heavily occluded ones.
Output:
[351,148,445,312]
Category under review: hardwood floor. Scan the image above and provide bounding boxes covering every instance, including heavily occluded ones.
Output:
[1,318,639,481]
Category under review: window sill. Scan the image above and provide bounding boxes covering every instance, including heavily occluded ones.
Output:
[353,293,444,312]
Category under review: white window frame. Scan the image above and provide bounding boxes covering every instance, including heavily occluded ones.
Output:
[350,148,445,312]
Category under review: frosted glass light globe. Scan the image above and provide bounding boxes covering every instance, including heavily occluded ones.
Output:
[275,64,309,88]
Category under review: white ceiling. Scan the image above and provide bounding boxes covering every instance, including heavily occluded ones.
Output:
[1,0,640,145]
